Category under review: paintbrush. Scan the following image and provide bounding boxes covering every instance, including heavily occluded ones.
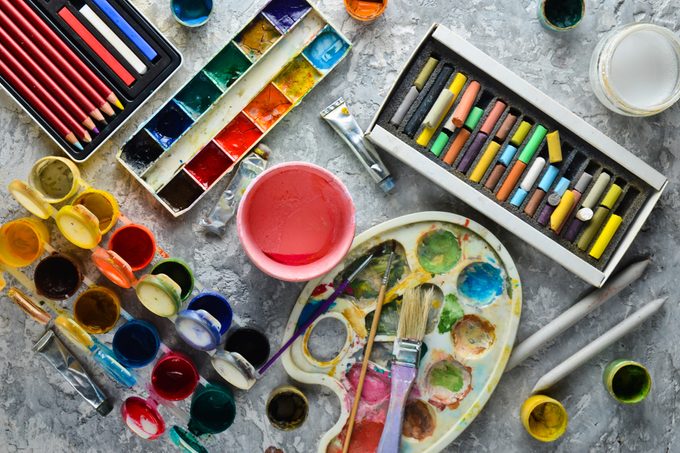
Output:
[377,287,432,453]
[343,241,396,453]
[258,252,376,375]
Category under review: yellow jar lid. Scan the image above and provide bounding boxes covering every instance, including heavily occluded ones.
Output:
[72,189,120,235]
[8,180,55,220]
[135,274,183,317]
[55,205,102,249]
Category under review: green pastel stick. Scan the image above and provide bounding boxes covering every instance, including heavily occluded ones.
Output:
[431,132,450,157]
[518,125,548,163]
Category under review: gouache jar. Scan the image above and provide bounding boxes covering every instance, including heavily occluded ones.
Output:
[266,386,309,430]
[151,258,195,301]
[108,224,157,271]
[33,253,83,300]
[112,319,161,368]
[603,359,651,404]
[121,396,166,440]
[176,292,233,350]
[344,0,387,22]
[171,0,213,27]
[520,395,568,442]
[590,23,680,117]
[27,156,81,203]
[151,352,199,401]
[188,382,236,435]
[72,189,120,235]
[73,286,121,334]
[0,218,49,268]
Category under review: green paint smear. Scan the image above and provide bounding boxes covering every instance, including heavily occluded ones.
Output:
[417,230,460,274]
[437,294,464,334]
[337,248,407,300]
[430,362,464,393]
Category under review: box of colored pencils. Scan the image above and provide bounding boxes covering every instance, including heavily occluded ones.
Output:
[366,24,667,287]
[0,0,182,161]
[117,0,351,217]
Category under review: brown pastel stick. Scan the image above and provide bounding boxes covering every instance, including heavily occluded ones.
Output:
[442,128,471,165]
[496,113,517,141]
[479,101,507,135]
[497,161,527,201]
[524,189,545,217]
[484,164,506,190]
[451,81,481,128]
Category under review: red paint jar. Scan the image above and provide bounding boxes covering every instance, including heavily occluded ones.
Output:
[151,352,199,401]
[108,224,156,271]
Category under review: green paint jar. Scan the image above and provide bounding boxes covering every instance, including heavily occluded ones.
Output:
[538,0,585,32]
[188,382,236,435]
[603,359,651,404]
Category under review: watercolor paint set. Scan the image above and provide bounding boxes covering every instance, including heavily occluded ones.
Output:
[282,212,522,453]
[366,24,668,287]
[117,0,352,217]
[0,0,182,161]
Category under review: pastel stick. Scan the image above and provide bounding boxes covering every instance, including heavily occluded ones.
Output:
[403,65,454,137]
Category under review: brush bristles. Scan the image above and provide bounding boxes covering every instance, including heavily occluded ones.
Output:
[397,288,433,341]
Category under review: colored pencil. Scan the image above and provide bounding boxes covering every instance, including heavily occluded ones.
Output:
[0,39,91,143]
[5,0,122,112]
[0,21,98,133]
[0,57,82,149]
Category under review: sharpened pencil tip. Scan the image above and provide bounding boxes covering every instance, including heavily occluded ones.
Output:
[74,141,83,151]
[113,99,124,110]
[93,127,100,134]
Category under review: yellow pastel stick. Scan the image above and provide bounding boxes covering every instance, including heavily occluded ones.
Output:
[510,121,532,147]
[470,141,501,182]
[416,73,468,146]
[550,190,575,231]
[589,214,623,259]
[546,131,563,163]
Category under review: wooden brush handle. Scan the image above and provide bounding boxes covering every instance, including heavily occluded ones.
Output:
[377,363,416,453]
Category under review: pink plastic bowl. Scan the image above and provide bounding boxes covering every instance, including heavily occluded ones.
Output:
[237,162,356,282]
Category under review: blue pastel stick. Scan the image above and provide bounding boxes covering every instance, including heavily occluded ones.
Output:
[538,165,560,191]
[92,0,158,61]
[498,144,518,167]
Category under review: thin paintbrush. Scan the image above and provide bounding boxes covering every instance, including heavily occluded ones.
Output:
[377,287,432,453]
[343,241,396,453]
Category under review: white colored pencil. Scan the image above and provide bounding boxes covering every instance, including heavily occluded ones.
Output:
[506,258,650,371]
[531,296,667,394]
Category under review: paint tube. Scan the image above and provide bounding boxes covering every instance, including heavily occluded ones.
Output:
[33,329,113,416]
[200,145,270,237]
[321,98,395,193]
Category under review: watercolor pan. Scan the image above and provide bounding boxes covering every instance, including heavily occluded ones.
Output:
[118,0,350,215]
[366,24,667,287]
[0,0,182,161]
[281,212,522,453]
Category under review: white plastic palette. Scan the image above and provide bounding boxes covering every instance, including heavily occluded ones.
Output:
[282,212,522,453]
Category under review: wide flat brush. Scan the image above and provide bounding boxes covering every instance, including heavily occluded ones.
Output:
[377,287,433,453]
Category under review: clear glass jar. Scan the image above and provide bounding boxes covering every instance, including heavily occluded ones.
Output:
[589,23,680,117]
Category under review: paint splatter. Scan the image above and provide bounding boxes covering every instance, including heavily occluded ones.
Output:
[273,55,321,102]
[235,16,281,61]
[417,229,460,274]
[452,315,496,358]
[402,400,436,440]
[426,358,472,410]
[437,294,464,334]
[457,262,504,306]
[243,83,292,130]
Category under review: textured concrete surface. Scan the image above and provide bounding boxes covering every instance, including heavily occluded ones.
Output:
[0,0,678,452]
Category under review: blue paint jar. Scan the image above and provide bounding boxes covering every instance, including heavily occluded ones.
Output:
[176,292,233,351]
[171,0,213,27]
[112,319,161,368]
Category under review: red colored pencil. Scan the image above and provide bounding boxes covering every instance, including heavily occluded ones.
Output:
[0,19,98,133]
[0,58,82,149]
[0,39,91,143]
[0,0,121,114]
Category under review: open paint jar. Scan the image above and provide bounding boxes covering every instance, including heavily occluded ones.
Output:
[33,253,83,300]
[176,292,233,350]
[71,189,121,235]
[151,352,200,401]
[590,23,680,116]
[0,218,49,268]
[171,0,213,27]
[211,327,270,390]
[108,224,157,271]
[150,258,195,302]
[344,0,387,22]
[520,395,568,442]
[73,286,121,334]
[237,162,355,282]
[121,396,167,440]
[603,359,651,404]
[112,319,161,368]
[266,386,308,430]
[538,0,584,31]
[27,156,81,203]
[187,382,236,435]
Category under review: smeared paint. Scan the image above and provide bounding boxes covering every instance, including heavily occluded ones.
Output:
[457,262,504,306]
[34,254,82,300]
[343,420,383,453]
[185,141,235,189]
[266,387,308,430]
[108,224,156,271]
[151,353,199,401]
[73,287,119,334]
[175,71,224,119]
[452,315,496,358]
[273,55,321,103]
[339,245,408,302]
[437,293,464,334]
[214,113,263,160]
[302,25,350,71]
[347,363,390,403]
[426,358,472,410]
[365,299,399,336]
[144,101,194,149]
[235,16,281,61]
[402,400,436,440]
[298,298,325,329]
[243,83,292,130]
[158,170,205,212]
[343,304,368,338]
[417,229,461,274]
[262,0,311,33]
[203,42,252,90]
[120,130,165,175]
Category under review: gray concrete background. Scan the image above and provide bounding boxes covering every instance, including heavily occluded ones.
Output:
[0,0,678,451]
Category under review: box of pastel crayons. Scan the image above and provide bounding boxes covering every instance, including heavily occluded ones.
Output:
[366,24,667,287]
[117,0,351,217]
[0,0,182,161]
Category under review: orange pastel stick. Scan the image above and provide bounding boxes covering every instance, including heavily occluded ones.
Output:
[451,81,481,128]
[496,161,527,201]
[443,128,471,165]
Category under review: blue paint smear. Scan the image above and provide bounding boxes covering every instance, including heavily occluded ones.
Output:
[296,298,336,329]
[302,25,349,71]
[145,100,195,149]
[262,0,311,33]
[457,262,504,306]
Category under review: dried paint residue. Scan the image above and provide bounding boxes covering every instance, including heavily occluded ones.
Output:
[214,113,263,159]
[342,304,367,338]
[426,357,472,411]
[273,56,321,103]
[262,0,311,33]
[302,25,350,71]
[347,363,390,404]
[417,229,460,274]
[243,84,292,130]
[402,400,435,440]
[342,420,383,453]
[235,16,282,61]
[185,141,235,188]
[457,262,504,306]
[528,402,567,438]
[203,42,252,90]
[452,314,496,358]
[437,293,464,334]
[157,170,205,212]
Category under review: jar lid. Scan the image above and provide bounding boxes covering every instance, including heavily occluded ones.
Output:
[176,309,222,351]
[211,350,257,390]
[55,205,102,249]
[135,274,183,317]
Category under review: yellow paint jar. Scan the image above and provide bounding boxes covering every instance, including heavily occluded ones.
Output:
[520,395,568,442]
[28,156,81,203]
[0,218,49,268]
[72,189,121,235]
[73,286,121,334]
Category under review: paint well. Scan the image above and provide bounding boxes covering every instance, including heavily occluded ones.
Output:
[347,363,390,403]
[235,15,282,61]
[112,320,160,368]
[457,262,504,306]
[243,83,292,130]
[120,130,166,175]
[302,25,350,71]
[185,142,235,189]
[417,229,461,274]
[34,254,82,300]
[108,224,156,271]
[402,400,436,440]
[151,259,195,301]
[224,327,270,368]
[189,383,236,435]
[203,42,252,90]
[426,358,472,410]
[306,316,347,363]
[262,0,311,33]
[437,293,464,334]
[266,387,308,430]
[121,397,165,440]
[145,101,195,149]
[158,170,206,212]
[452,314,496,358]
[175,71,224,119]
[151,353,199,401]
[273,55,322,103]
[214,113,263,160]
[73,287,120,334]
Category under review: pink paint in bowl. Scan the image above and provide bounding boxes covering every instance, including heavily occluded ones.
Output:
[237,162,355,282]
